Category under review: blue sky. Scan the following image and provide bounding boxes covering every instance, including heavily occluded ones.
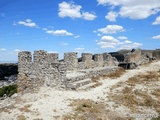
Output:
[0,0,160,61]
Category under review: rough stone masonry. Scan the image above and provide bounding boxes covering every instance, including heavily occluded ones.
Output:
[17,49,154,91]
[17,50,118,91]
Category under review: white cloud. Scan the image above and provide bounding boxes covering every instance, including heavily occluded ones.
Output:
[0,48,6,51]
[118,36,128,40]
[18,19,38,28]
[124,40,132,44]
[93,30,97,33]
[75,47,85,52]
[82,12,97,20]
[45,29,73,36]
[48,51,58,53]
[74,35,80,38]
[152,16,160,25]
[152,35,160,39]
[43,28,48,31]
[97,34,102,36]
[97,36,120,48]
[105,11,118,21]
[98,25,125,34]
[60,42,69,46]
[97,0,119,6]
[120,42,142,50]
[97,0,160,20]
[58,1,96,20]
[58,1,82,18]
[14,49,21,55]
[97,35,142,49]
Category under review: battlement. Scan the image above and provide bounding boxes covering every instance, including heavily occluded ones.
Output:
[17,50,119,91]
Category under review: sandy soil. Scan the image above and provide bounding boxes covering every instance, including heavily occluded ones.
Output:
[0,61,160,120]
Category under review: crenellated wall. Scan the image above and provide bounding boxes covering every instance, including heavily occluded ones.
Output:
[17,50,118,91]
[17,50,66,92]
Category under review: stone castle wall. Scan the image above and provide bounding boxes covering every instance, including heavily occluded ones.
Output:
[153,50,160,59]
[17,50,66,92]
[124,49,150,65]
[17,50,118,91]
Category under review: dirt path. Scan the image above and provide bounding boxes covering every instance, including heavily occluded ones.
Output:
[0,61,160,120]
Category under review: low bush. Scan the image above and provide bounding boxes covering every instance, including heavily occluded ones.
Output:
[0,84,18,97]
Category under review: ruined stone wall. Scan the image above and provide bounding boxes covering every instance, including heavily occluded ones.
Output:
[64,52,78,71]
[103,53,118,66]
[47,53,58,63]
[141,50,153,58]
[17,50,119,91]
[17,50,66,92]
[123,49,150,65]
[153,50,160,59]
[124,49,142,64]
[79,53,93,69]
[93,54,104,67]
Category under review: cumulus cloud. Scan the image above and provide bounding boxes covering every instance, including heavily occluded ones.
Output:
[152,35,160,39]
[74,47,85,52]
[58,1,82,18]
[45,29,73,36]
[118,36,128,40]
[98,25,125,34]
[48,51,58,53]
[14,49,21,55]
[0,48,6,51]
[58,1,96,20]
[82,12,97,20]
[97,0,160,20]
[74,35,80,38]
[120,42,142,50]
[105,11,118,21]
[18,19,38,28]
[97,35,142,49]
[124,40,132,44]
[152,16,160,25]
[97,36,120,48]
[60,42,69,46]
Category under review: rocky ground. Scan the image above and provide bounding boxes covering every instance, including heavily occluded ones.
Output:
[0,61,160,120]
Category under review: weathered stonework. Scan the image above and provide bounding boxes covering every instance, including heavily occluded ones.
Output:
[17,50,120,91]
[153,50,160,59]
[124,49,141,63]
[103,53,118,66]
[81,53,92,69]
[17,50,66,92]
[121,49,152,66]
[64,52,78,71]
[93,54,103,67]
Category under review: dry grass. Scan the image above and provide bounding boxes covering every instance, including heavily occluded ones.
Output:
[62,99,108,120]
[108,70,160,118]
[127,71,160,86]
[91,67,125,88]
[91,76,102,88]
[103,67,126,79]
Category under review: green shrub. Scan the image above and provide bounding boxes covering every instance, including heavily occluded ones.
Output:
[0,84,17,97]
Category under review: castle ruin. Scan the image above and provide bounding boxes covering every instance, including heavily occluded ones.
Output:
[17,50,118,91]
[17,48,158,91]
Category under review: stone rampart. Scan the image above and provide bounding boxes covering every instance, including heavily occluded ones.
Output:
[17,50,119,91]
[17,50,66,92]
[153,50,160,59]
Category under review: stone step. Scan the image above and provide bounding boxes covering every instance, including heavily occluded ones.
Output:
[66,75,88,83]
[77,82,97,91]
[67,78,92,90]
